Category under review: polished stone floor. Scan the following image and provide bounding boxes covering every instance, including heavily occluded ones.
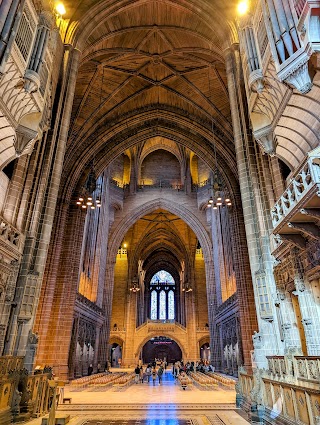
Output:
[26,370,249,425]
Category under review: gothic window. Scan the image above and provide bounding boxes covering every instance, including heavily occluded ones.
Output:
[151,290,157,320]
[151,270,175,284]
[168,290,175,320]
[149,270,176,320]
[159,291,166,320]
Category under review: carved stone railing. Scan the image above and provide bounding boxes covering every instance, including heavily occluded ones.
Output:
[136,319,186,333]
[76,293,104,316]
[271,150,320,230]
[196,327,210,332]
[137,182,184,191]
[0,356,24,377]
[0,356,53,424]
[0,215,24,253]
[238,369,320,425]
[266,355,288,378]
[110,327,126,333]
[295,356,320,382]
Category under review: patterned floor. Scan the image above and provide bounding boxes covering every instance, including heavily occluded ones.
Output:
[25,371,249,425]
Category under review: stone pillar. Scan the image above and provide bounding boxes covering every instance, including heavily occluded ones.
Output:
[2,154,29,226]
[225,45,283,368]
[8,46,81,369]
[97,259,116,368]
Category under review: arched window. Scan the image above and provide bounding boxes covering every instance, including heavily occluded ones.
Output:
[159,291,166,320]
[168,290,175,320]
[149,270,175,320]
[151,291,157,320]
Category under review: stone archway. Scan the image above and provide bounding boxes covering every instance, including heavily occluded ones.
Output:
[133,329,188,365]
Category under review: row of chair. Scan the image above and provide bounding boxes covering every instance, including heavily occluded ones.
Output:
[206,372,236,388]
[189,371,219,390]
[70,373,106,389]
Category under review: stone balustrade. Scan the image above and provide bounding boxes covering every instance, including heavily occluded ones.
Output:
[238,366,320,425]
[0,356,53,424]
[0,356,24,377]
[0,215,24,253]
[196,327,210,332]
[110,327,126,333]
[271,151,320,230]
[295,356,320,382]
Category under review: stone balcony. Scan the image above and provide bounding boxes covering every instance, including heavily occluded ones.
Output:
[271,147,320,250]
[0,215,25,257]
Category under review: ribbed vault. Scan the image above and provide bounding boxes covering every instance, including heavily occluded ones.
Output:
[52,0,241,204]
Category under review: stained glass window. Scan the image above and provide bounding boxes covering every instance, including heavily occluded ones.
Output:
[151,291,157,320]
[168,290,175,320]
[151,270,175,284]
[159,290,166,320]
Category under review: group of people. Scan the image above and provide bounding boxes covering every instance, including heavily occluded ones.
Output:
[172,359,214,377]
[134,363,164,385]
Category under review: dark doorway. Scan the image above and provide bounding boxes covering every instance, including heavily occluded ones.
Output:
[110,343,122,367]
[141,336,182,364]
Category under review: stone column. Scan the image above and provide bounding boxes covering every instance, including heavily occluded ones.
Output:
[8,46,81,369]
[2,154,29,225]
[225,45,283,368]
[97,259,116,368]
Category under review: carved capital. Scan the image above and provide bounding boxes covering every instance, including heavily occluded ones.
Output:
[15,125,38,157]
[253,126,277,156]
[278,45,313,94]
[248,69,264,93]
[24,69,41,94]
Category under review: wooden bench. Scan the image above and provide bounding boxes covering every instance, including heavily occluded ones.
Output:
[62,397,72,404]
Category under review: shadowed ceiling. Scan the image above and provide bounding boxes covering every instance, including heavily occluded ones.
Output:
[56,0,240,193]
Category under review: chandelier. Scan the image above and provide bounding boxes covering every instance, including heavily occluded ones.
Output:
[76,167,101,210]
[206,66,232,210]
[207,172,232,209]
[182,282,193,293]
[129,276,140,292]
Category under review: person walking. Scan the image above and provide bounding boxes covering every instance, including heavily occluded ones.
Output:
[157,365,164,385]
[152,367,157,386]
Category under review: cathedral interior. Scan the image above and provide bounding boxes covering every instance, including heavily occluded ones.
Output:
[0,0,319,424]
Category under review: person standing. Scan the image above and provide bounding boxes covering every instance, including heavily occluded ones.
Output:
[135,365,140,384]
[88,364,93,376]
[152,367,157,386]
[145,364,152,383]
[157,365,164,385]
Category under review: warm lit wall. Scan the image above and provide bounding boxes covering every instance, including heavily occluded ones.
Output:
[140,150,181,185]
[111,251,128,329]
[194,249,208,327]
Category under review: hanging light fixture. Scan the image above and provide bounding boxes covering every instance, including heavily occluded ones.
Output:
[182,282,193,293]
[206,66,232,210]
[76,163,102,210]
[129,276,140,293]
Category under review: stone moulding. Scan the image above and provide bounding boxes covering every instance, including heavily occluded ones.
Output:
[277,44,313,93]
[248,68,264,93]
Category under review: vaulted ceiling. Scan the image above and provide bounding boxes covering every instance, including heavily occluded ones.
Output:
[56,0,240,197]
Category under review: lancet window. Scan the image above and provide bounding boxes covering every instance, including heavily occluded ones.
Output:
[149,270,176,320]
